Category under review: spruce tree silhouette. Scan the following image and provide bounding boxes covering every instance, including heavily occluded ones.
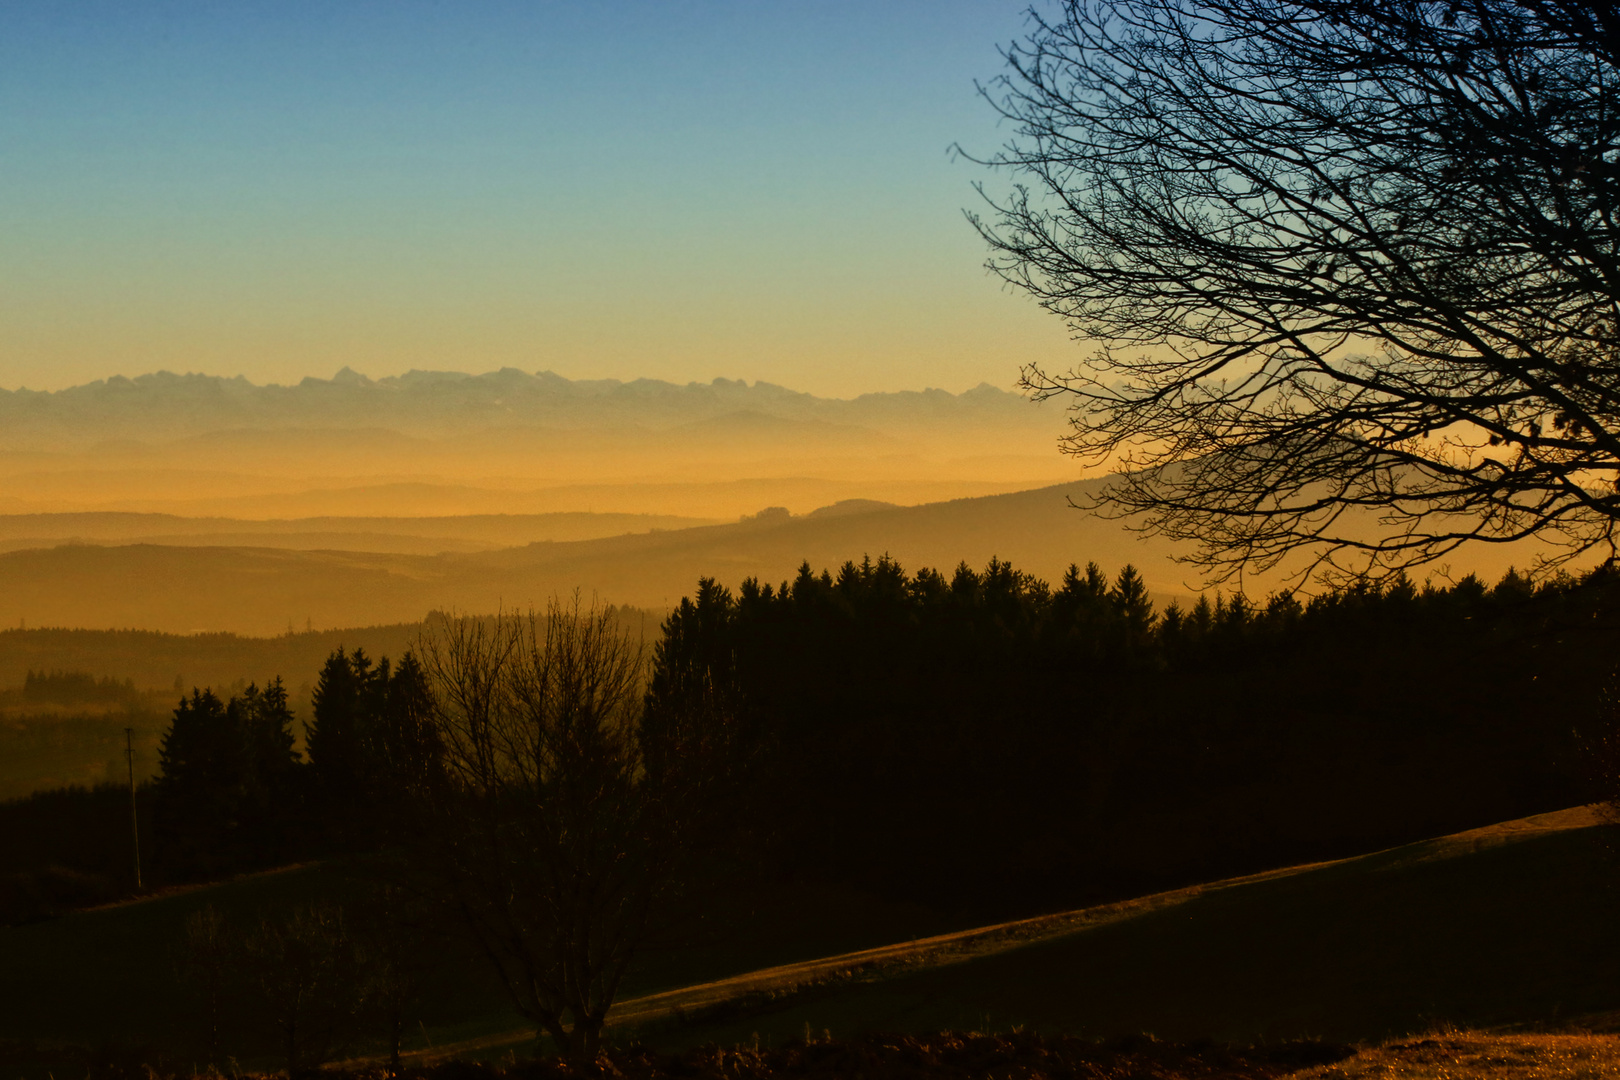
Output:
[155,682,301,879]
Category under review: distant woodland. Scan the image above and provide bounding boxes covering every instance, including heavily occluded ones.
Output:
[0,372,1561,634]
[1,556,1607,925]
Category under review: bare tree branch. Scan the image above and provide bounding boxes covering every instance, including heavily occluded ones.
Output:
[967,0,1620,583]
[414,598,663,1063]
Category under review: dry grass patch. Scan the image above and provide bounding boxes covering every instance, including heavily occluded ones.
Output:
[1300,1035,1620,1080]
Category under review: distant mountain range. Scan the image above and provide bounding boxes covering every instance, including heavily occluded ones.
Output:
[0,368,1060,448]
[0,369,1079,519]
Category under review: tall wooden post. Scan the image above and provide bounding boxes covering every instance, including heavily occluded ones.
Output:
[125,727,142,890]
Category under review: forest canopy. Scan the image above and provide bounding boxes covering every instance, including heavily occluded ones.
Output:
[3,555,1611,923]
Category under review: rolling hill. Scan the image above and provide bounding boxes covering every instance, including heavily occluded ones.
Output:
[0,510,723,556]
[0,805,1612,1077]
[0,480,1557,635]
[625,805,1620,1051]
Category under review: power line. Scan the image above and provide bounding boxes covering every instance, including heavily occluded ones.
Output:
[125,727,142,891]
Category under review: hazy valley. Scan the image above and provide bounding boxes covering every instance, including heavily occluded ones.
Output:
[0,368,1612,1078]
[0,369,1075,520]
[0,368,1556,634]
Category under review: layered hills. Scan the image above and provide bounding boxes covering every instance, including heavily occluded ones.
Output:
[0,368,1557,634]
[0,369,1074,520]
[0,480,1545,636]
[0,511,721,556]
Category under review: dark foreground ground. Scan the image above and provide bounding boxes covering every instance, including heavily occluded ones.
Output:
[4,808,1618,1078]
[0,1031,1357,1080]
[12,1030,1620,1080]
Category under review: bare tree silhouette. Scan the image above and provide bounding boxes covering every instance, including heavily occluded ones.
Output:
[414,598,682,1063]
[969,0,1620,583]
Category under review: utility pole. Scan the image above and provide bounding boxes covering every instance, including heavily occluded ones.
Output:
[125,727,142,890]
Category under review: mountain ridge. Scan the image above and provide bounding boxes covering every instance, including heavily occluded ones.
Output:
[0,369,1058,448]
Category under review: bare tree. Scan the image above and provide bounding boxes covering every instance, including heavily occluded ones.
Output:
[1581,672,1620,826]
[414,598,679,1063]
[177,904,234,1069]
[349,878,436,1077]
[970,0,1620,583]
[241,903,369,1077]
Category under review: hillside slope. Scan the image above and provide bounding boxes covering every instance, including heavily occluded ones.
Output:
[0,805,1610,1077]
[0,481,1552,634]
[0,511,722,555]
[603,805,1620,1051]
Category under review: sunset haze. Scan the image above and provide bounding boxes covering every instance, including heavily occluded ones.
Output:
[0,1,1069,396]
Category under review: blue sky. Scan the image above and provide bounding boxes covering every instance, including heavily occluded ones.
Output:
[0,1,1075,395]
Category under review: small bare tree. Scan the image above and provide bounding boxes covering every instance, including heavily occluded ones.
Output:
[349,878,436,1077]
[177,904,234,1069]
[414,597,674,1063]
[241,902,369,1077]
[1581,674,1620,826]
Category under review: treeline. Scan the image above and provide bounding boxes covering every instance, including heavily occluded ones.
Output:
[0,783,156,922]
[4,557,1613,925]
[650,558,1614,913]
[152,651,435,882]
[18,668,138,704]
[0,649,433,920]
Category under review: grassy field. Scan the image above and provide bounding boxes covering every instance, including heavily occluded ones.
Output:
[2,806,1616,1077]
[0,860,955,1075]
[623,806,1620,1053]
[407,805,1620,1063]
[0,701,167,797]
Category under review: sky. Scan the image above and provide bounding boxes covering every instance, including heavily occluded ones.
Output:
[0,0,1078,397]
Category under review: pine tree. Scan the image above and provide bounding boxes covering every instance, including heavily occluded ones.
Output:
[155,689,241,878]
[305,647,373,837]
[370,652,441,836]
[1109,565,1156,651]
[156,679,305,880]
[232,679,303,865]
